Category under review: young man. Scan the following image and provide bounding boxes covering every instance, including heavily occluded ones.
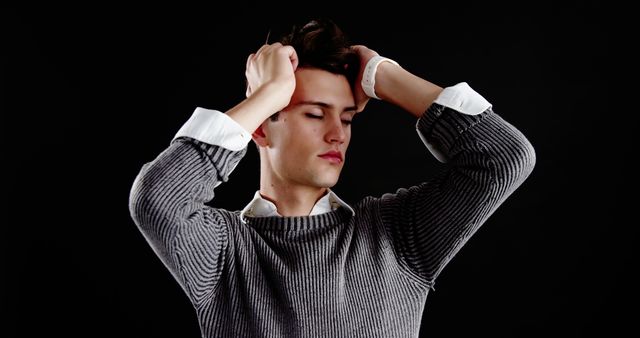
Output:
[129,19,536,337]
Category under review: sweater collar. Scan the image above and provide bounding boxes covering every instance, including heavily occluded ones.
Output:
[242,206,353,231]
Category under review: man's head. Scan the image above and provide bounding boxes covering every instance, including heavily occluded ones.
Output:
[252,18,360,190]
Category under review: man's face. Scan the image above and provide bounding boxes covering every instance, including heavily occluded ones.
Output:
[261,67,356,189]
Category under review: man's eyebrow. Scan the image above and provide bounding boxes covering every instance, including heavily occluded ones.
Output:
[296,101,357,113]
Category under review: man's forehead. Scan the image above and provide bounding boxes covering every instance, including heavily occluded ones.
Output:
[292,68,355,109]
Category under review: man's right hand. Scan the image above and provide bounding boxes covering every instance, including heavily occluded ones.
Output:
[245,43,299,113]
[225,43,298,134]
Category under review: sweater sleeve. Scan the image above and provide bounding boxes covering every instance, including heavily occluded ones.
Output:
[128,136,247,304]
[379,87,536,288]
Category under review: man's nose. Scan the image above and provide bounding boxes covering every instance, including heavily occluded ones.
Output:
[325,116,347,144]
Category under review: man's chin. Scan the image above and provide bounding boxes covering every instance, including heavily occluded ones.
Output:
[313,176,339,189]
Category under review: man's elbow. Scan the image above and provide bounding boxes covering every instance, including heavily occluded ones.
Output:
[498,135,537,191]
[128,166,164,230]
[128,174,148,229]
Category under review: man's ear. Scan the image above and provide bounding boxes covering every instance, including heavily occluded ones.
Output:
[252,124,269,148]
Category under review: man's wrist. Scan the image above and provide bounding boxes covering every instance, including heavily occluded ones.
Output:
[361,56,399,100]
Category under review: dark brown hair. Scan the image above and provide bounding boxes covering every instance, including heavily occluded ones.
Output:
[278,18,359,87]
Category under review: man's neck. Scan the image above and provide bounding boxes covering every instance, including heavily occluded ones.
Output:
[259,182,327,217]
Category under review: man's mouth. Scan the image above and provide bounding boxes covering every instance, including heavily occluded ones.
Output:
[318,151,343,164]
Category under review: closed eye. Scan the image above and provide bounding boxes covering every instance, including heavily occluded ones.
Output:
[305,113,352,125]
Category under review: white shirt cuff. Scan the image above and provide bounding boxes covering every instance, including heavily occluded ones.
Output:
[173,107,252,151]
[433,82,491,116]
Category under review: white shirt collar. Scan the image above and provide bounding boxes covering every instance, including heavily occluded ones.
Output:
[240,189,355,222]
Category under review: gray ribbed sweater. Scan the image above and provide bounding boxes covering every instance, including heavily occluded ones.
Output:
[129,103,536,337]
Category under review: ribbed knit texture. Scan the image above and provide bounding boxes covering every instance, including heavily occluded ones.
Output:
[129,103,536,337]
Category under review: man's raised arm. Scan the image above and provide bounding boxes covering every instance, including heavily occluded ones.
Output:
[353,46,536,288]
[127,42,298,303]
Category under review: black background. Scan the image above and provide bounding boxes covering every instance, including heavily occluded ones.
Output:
[3,4,633,338]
